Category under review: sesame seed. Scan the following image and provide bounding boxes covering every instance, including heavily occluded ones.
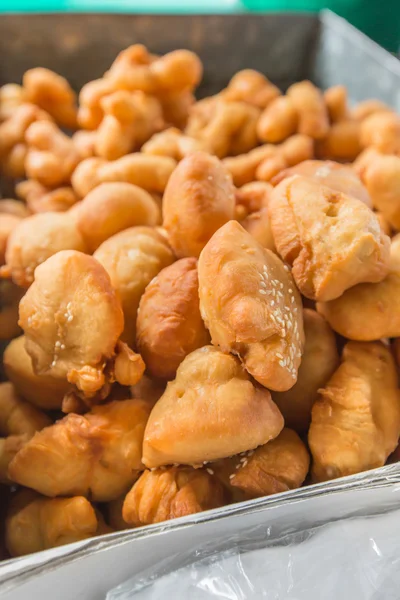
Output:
[235,464,241,470]
[281,328,286,337]
[279,359,286,367]
[67,315,73,322]
[259,289,267,295]
[55,341,61,348]
[60,344,66,350]
[271,300,275,306]
[229,474,235,480]
[260,280,266,288]
[288,288,293,293]
[276,352,283,359]
[291,297,295,303]
[51,360,57,367]
[280,283,284,289]
[207,468,214,475]
[242,460,248,467]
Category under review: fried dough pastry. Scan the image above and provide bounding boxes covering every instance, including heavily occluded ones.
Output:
[72,130,96,159]
[0,212,87,288]
[324,85,348,123]
[108,46,202,96]
[16,180,79,213]
[162,152,235,258]
[271,159,371,207]
[198,221,304,391]
[287,81,330,139]
[257,96,298,143]
[3,336,71,410]
[0,214,22,266]
[24,121,82,188]
[185,98,260,158]
[235,181,275,251]
[309,342,400,482]
[9,398,151,501]
[94,226,175,347]
[122,467,225,526]
[0,199,30,218]
[0,382,51,483]
[360,112,400,154]
[316,120,362,162]
[1,143,27,179]
[0,84,26,122]
[0,103,52,172]
[95,90,164,160]
[18,250,130,395]
[269,175,390,301]
[23,68,77,129]
[142,127,205,160]
[71,154,176,198]
[230,429,310,499]
[71,182,160,252]
[142,346,284,468]
[316,236,400,340]
[222,69,280,109]
[78,77,116,130]
[272,309,339,433]
[0,280,24,340]
[6,490,98,557]
[130,375,165,409]
[136,258,210,380]
[351,99,393,122]
[362,154,400,230]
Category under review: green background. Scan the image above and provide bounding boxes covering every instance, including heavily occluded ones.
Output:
[1,0,399,52]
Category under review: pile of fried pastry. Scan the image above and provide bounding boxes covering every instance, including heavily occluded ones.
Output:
[1,44,400,560]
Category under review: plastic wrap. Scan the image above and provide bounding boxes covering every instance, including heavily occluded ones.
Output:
[107,469,400,600]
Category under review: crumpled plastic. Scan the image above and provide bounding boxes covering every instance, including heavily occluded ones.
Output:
[108,508,400,599]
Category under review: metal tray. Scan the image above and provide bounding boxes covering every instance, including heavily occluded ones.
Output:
[0,9,400,592]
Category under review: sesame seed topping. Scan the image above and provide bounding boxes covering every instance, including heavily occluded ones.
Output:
[55,341,61,348]
[279,359,286,367]
[260,281,266,288]
[67,315,73,322]
[259,289,267,295]
[229,474,235,480]
[276,352,283,359]
[271,300,275,306]
[281,328,286,337]
[60,344,66,350]
[288,288,293,293]
[207,468,214,475]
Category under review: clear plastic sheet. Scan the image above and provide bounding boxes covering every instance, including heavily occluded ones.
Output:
[108,504,400,600]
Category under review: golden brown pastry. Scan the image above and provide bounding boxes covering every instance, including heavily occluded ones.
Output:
[18,250,136,396]
[130,375,165,408]
[136,258,210,380]
[222,69,280,109]
[71,154,177,198]
[0,214,22,266]
[272,309,339,433]
[142,127,205,160]
[0,83,26,122]
[123,467,225,526]
[360,112,400,154]
[77,77,116,130]
[3,336,70,409]
[23,67,77,129]
[316,235,400,340]
[230,428,310,498]
[198,221,304,391]
[162,152,236,259]
[309,341,400,482]
[24,121,82,188]
[142,345,284,468]
[271,159,371,207]
[351,99,393,122]
[95,90,164,160]
[269,175,390,301]
[94,226,175,347]
[0,199,30,218]
[16,179,79,213]
[0,280,24,340]
[71,182,160,252]
[235,181,275,251]
[287,81,330,139]
[324,85,348,123]
[6,490,98,557]
[0,212,87,288]
[9,398,151,501]
[257,96,298,143]
[0,381,51,483]
[316,120,362,162]
[362,154,400,230]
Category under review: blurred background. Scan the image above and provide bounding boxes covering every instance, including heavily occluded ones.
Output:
[1,0,399,52]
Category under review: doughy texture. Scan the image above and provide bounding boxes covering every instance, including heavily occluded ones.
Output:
[136,257,210,380]
[142,345,284,468]
[317,236,400,341]
[162,152,236,258]
[0,382,51,438]
[8,399,151,501]
[269,175,390,301]
[272,309,339,433]
[2,212,87,288]
[6,490,97,557]
[19,250,124,394]
[122,466,225,526]
[94,226,175,347]
[309,342,400,482]
[3,336,70,410]
[272,159,371,207]
[230,428,310,498]
[198,220,304,391]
